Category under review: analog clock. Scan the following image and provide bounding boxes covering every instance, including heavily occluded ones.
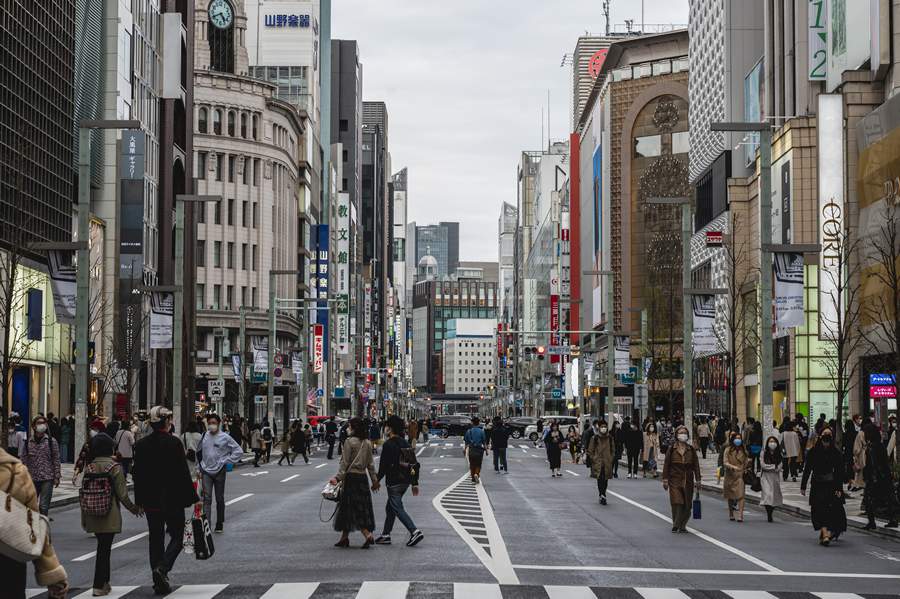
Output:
[208,0,234,29]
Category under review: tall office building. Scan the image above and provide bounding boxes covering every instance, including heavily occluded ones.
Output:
[413,222,459,279]
[332,40,363,211]
[498,202,517,321]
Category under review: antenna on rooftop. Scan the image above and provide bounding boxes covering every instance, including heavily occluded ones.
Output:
[603,0,611,36]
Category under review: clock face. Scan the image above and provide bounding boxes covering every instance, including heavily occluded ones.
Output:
[208,0,234,29]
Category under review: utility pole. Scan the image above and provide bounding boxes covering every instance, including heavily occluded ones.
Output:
[239,305,247,420]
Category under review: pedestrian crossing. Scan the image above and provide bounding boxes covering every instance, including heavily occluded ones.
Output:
[420,442,535,450]
[25,585,884,599]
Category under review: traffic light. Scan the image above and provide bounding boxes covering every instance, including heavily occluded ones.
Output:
[537,345,546,360]
[524,346,534,360]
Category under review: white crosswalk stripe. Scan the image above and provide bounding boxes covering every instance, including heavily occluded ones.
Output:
[545,586,600,599]
[259,583,319,599]
[72,588,138,599]
[813,594,867,599]
[725,591,782,599]
[452,583,503,599]
[636,588,693,599]
[165,584,228,599]
[358,581,410,598]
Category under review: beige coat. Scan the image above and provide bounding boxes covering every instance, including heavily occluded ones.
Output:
[852,430,866,488]
[0,448,67,586]
[336,437,377,482]
[722,446,749,500]
[642,432,660,463]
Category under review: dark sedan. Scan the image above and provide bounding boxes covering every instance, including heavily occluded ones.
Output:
[432,415,473,437]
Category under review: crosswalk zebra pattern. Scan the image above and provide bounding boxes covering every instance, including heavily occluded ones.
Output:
[438,478,490,554]
[25,585,886,599]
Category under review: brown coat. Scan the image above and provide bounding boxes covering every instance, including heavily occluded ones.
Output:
[0,448,67,586]
[662,444,700,505]
[587,432,615,479]
[722,446,749,500]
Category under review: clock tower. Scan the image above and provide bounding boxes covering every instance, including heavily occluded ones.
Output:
[195,0,249,75]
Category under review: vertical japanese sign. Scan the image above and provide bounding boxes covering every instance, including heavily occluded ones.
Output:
[614,336,630,375]
[497,323,505,358]
[315,224,330,363]
[118,129,145,368]
[313,324,324,374]
[808,0,827,80]
[48,250,76,325]
[550,276,560,364]
[335,193,350,355]
[774,253,805,330]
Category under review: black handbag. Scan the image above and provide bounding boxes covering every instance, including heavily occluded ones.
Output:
[191,516,215,560]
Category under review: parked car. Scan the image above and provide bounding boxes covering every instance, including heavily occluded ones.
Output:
[505,417,539,439]
[525,416,580,442]
[432,414,474,437]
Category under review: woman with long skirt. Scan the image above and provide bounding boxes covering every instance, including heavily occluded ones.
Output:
[801,427,847,546]
[545,422,565,477]
[330,417,380,548]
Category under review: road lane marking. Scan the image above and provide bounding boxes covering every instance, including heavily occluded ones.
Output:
[565,470,580,476]
[606,490,780,572]
[357,581,409,598]
[725,591,780,599]
[519,444,530,449]
[431,468,452,474]
[545,586,599,599]
[26,591,45,599]
[636,588,692,599]
[240,470,268,477]
[166,584,228,599]
[225,493,253,506]
[315,463,327,468]
[813,594,867,599]
[72,532,148,561]
[280,474,300,482]
[453,583,503,599]
[416,446,426,456]
[72,587,138,599]
[514,565,900,579]
[259,583,319,599]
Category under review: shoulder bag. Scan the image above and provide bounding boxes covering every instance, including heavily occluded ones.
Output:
[0,464,49,562]
[322,441,365,502]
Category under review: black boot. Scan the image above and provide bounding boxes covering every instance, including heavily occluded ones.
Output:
[864,516,877,530]
[765,506,774,522]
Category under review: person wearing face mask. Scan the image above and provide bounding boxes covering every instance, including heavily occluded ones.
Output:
[760,436,783,522]
[624,421,643,478]
[722,432,750,522]
[801,427,847,545]
[587,420,615,504]
[662,425,701,532]
[18,416,62,516]
[861,424,900,530]
[198,413,244,533]
[850,415,867,492]
[641,423,661,478]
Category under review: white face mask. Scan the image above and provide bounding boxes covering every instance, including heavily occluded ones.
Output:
[649,427,655,432]
[677,433,689,443]
[89,430,98,438]
[208,424,219,434]
[599,427,608,434]
[34,424,47,434]
[768,442,778,450]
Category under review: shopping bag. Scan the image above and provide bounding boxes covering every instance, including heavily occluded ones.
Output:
[692,490,702,520]
[191,516,215,560]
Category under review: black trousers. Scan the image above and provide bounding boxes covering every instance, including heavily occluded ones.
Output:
[0,553,26,599]
[93,532,115,589]
[699,438,709,459]
[493,448,508,471]
[782,457,798,480]
[597,467,609,496]
[327,436,336,459]
[146,508,185,575]
[627,451,640,474]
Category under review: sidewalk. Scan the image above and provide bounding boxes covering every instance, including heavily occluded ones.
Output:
[624,450,900,540]
[49,451,258,509]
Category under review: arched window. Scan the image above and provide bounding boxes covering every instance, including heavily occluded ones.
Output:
[252,115,259,140]
[213,109,222,135]
[227,111,235,136]
[198,107,207,133]
[240,113,247,138]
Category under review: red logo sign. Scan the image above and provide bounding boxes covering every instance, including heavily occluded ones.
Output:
[706,231,724,246]
[588,49,609,79]
[313,324,324,374]
[870,385,896,398]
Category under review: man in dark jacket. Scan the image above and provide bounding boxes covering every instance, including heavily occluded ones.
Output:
[624,419,643,478]
[374,416,423,547]
[488,416,511,473]
[132,406,198,595]
[324,416,338,459]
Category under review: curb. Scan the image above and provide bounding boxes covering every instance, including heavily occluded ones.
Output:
[617,458,900,541]
[50,454,257,510]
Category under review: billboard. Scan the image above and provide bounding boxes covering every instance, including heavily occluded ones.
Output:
[117,130,146,368]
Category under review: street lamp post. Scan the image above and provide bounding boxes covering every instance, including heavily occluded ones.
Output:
[267,270,302,429]
[584,270,615,418]
[174,194,221,432]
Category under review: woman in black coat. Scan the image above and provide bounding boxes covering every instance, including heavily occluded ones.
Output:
[545,422,565,477]
[861,424,900,530]
[800,427,847,546]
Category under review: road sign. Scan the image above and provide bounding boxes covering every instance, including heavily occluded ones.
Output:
[551,388,562,399]
[208,379,224,399]
[315,388,324,397]
[273,367,283,385]
[635,383,649,409]
[274,353,283,365]
[359,367,377,375]
[548,346,570,356]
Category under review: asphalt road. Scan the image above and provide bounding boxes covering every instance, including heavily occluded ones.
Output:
[31,438,900,595]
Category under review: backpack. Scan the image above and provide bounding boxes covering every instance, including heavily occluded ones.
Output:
[262,427,273,442]
[79,462,117,517]
[399,446,419,480]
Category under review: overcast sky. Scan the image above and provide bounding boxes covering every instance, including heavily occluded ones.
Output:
[333,0,689,262]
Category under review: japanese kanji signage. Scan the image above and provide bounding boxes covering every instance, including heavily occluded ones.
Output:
[336,193,350,355]
[263,14,310,28]
[315,224,329,362]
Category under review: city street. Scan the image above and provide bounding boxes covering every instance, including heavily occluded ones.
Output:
[30,440,900,598]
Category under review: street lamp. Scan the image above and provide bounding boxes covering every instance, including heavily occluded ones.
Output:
[267,269,303,428]
[583,270,615,418]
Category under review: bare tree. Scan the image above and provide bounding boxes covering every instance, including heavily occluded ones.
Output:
[817,226,866,444]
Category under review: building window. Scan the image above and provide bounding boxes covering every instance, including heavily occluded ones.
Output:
[252,245,258,270]
[242,159,250,185]
[213,109,222,134]
[214,201,222,224]
[227,198,235,225]
[672,131,690,154]
[634,135,662,158]
[339,119,348,132]
[197,200,206,223]
[342,149,348,162]
[242,201,249,226]
[241,286,247,307]
[240,113,247,138]
[228,155,235,182]
[215,154,223,181]
[213,285,221,310]
[251,287,258,308]
[196,240,206,267]
[213,241,222,267]
[227,242,234,268]
[227,111,235,136]
[252,115,259,140]
[242,243,248,269]
[197,152,207,180]
[196,284,205,310]
[198,108,208,133]
[252,203,258,227]
[226,285,233,309]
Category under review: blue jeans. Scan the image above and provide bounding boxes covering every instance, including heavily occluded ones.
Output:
[493,448,508,471]
[382,484,416,535]
[34,480,53,516]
